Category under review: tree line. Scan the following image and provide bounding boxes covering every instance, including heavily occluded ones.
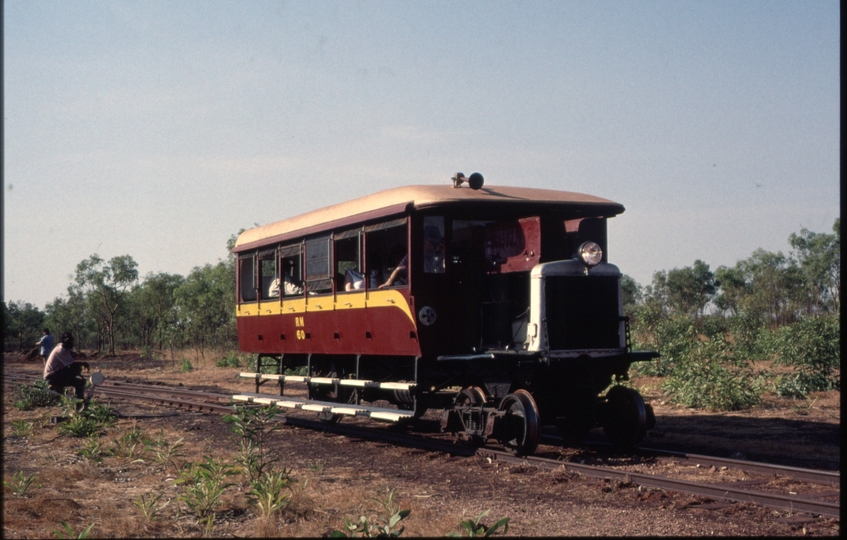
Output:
[4,220,840,404]
[3,234,241,360]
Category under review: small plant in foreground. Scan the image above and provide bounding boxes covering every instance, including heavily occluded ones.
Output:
[111,425,147,461]
[307,459,326,472]
[133,492,170,523]
[247,469,293,519]
[180,358,193,372]
[224,403,280,481]
[13,381,60,410]
[77,435,109,462]
[54,521,95,539]
[176,456,239,519]
[331,488,411,538]
[58,415,101,438]
[9,419,35,438]
[449,510,511,537]
[4,470,39,496]
[146,429,186,471]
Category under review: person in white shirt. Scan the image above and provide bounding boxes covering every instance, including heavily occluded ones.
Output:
[43,332,89,401]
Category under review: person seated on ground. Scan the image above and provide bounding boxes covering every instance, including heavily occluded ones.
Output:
[43,332,89,401]
[344,269,365,291]
[268,274,304,297]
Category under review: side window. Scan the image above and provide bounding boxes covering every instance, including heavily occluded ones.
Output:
[239,254,257,302]
[365,218,408,288]
[423,216,446,274]
[279,244,304,297]
[259,251,277,300]
[305,236,332,294]
[335,230,363,292]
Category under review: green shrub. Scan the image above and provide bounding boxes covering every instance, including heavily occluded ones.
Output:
[180,358,193,372]
[12,381,60,410]
[176,456,239,519]
[769,314,840,397]
[247,469,293,519]
[660,336,764,411]
[223,404,280,481]
[216,351,250,368]
[331,488,411,538]
[58,415,102,438]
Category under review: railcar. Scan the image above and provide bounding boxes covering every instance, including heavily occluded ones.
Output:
[232,173,658,455]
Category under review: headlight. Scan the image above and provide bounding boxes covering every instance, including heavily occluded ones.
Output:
[578,241,603,266]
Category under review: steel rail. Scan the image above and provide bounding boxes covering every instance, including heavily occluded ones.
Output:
[4,372,839,518]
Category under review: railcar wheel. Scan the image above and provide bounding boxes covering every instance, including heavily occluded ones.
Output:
[452,386,487,446]
[603,386,648,451]
[497,389,540,457]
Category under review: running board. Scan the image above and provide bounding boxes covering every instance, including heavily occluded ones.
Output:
[238,372,416,391]
[230,392,414,422]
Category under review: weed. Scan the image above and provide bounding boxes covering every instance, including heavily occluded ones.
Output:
[247,469,293,519]
[58,415,101,438]
[331,488,411,538]
[54,521,95,539]
[9,419,35,438]
[223,404,280,481]
[133,492,170,523]
[12,381,60,410]
[111,425,147,461]
[77,435,109,462]
[145,429,186,472]
[180,358,193,372]
[4,470,39,496]
[307,459,326,473]
[449,510,511,537]
[176,456,239,519]
[84,402,118,427]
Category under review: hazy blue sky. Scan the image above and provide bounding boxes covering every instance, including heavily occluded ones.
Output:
[4,0,840,309]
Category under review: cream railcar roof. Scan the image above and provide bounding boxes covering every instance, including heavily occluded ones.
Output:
[233,184,622,252]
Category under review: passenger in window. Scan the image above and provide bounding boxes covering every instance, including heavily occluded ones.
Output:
[270,261,304,297]
[269,275,304,296]
[423,226,445,274]
[344,269,365,290]
[379,245,408,288]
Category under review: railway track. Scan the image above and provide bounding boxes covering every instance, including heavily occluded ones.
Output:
[4,371,839,519]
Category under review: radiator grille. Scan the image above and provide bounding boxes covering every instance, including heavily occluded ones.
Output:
[545,275,622,350]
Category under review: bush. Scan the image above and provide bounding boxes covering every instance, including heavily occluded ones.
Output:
[660,336,764,411]
[180,358,193,372]
[768,314,840,397]
[216,351,245,368]
[12,381,60,410]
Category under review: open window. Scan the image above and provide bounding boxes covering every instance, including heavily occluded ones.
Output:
[259,249,277,300]
[335,229,363,291]
[279,244,304,297]
[364,218,408,288]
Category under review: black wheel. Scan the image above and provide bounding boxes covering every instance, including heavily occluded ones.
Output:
[603,386,648,451]
[452,386,487,446]
[497,389,540,457]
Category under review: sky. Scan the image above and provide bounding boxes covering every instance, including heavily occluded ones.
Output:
[3,0,840,309]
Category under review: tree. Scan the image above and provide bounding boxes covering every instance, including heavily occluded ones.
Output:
[788,218,840,314]
[174,262,236,359]
[647,260,716,321]
[3,301,45,351]
[72,254,139,355]
[128,272,185,351]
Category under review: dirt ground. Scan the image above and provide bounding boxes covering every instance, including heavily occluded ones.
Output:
[2,351,841,537]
